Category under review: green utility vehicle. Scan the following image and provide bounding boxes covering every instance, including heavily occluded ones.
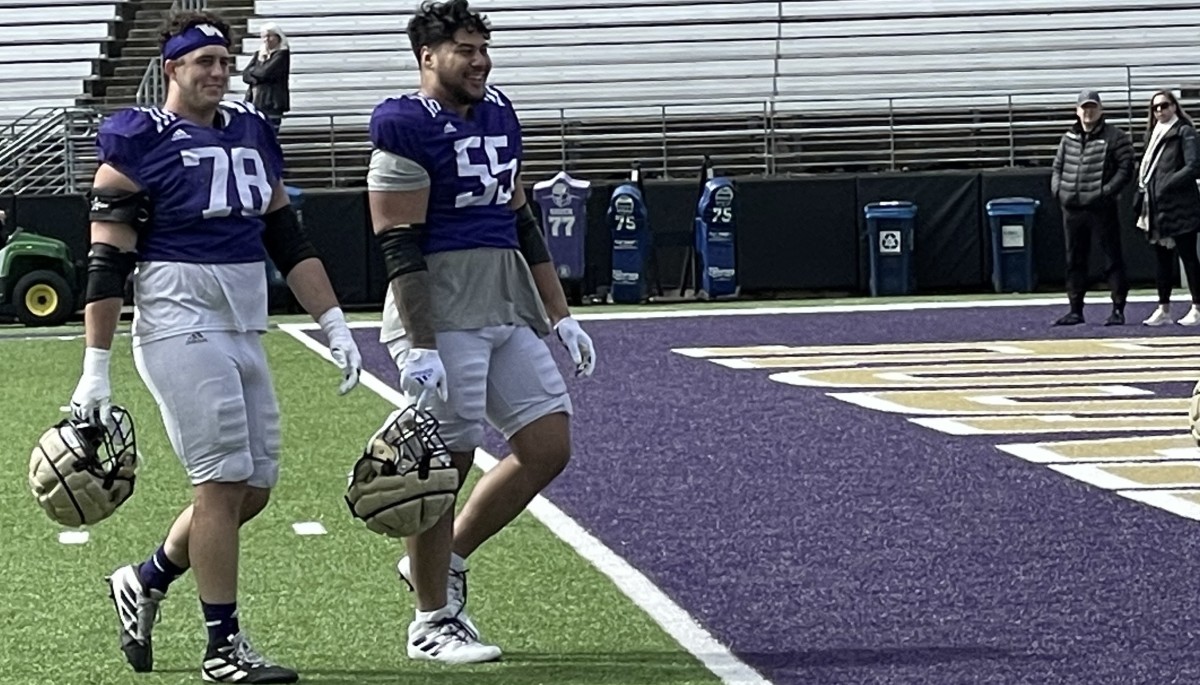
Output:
[0,225,81,327]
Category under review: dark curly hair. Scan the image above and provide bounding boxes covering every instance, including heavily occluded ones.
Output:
[407,0,490,61]
[156,10,233,53]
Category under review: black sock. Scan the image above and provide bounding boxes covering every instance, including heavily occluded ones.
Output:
[201,601,239,651]
[137,545,186,594]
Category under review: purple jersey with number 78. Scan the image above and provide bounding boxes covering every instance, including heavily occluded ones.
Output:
[95,102,285,264]
[368,85,522,254]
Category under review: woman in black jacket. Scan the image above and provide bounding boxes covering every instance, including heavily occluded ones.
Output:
[1135,90,1200,326]
[242,23,291,133]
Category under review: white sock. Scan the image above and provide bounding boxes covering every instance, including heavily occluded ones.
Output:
[415,605,449,624]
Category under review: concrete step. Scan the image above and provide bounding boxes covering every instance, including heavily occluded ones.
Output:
[132,8,255,31]
[113,64,150,79]
[121,46,161,58]
[108,56,156,72]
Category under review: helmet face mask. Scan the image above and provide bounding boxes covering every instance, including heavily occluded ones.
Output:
[29,407,140,527]
[380,406,450,477]
[72,409,137,481]
[345,406,459,539]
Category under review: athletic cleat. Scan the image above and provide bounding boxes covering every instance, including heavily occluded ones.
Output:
[201,631,299,683]
[407,607,502,664]
[397,553,481,637]
[106,563,164,673]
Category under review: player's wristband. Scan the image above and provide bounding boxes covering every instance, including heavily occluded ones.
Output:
[82,347,111,378]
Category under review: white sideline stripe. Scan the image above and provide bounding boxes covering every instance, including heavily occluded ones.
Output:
[273,293,1171,331]
[277,323,771,685]
[58,530,89,545]
[0,292,1180,344]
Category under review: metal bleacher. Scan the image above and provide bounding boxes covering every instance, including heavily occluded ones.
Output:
[0,0,126,195]
[7,1,1200,193]
[233,0,1200,188]
[0,0,125,126]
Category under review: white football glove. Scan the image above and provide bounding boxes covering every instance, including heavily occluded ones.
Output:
[70,347,114,428]
[401,348,448,407]
[554,316,596,377]
[319,307,362,395]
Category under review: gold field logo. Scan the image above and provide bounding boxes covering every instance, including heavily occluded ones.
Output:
[674,337,1200,521]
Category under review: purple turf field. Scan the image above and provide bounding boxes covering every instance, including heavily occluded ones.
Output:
[321,301,1200,685]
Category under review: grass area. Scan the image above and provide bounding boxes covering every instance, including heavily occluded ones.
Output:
[0,332,718,685]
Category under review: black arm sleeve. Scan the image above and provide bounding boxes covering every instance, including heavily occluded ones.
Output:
[84,243,137,304]
[375,226,427,282]
[514,202,551,266]
[261,205,320,277]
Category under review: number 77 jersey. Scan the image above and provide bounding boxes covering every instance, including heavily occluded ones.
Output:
[368,86,523,254]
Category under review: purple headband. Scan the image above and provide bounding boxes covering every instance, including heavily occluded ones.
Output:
[162,23,229,61]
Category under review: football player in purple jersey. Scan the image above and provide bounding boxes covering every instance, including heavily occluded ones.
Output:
[67,10,361,683]
[367,0,597,663]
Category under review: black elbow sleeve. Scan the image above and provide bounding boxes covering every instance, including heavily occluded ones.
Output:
[515,203,551,266]
[84,243,137,304]
[376,226,427,282]
[89,187,152,234]
[262,206,320,277]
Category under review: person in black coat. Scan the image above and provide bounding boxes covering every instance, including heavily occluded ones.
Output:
[1134,90,1200,326]
[241,23,291,133]
[1050,90,1135,326]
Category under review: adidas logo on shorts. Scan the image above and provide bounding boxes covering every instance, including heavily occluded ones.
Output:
[185,332,207,345]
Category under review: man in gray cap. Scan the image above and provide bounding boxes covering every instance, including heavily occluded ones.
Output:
[1050,89,1134,325]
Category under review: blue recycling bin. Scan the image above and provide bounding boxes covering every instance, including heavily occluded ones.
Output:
[986,197,1039,293]
[864,201,917,296]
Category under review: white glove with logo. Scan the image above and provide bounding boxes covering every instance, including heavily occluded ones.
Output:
[319,307,362,395]
[401,348,449,407]
[70,347,114,428]
[554,316,596,377]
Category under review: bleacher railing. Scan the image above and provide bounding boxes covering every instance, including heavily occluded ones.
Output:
[265,62,1200,188]
[0,107,101,195]
[5,59,1200,193]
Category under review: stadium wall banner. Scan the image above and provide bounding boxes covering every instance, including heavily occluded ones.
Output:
[2,168,1164,310]
[736,176,860,292]
[856,171,985,293]
[8,194,88,268]
[979,168,1156,287]
[299,189,372,305]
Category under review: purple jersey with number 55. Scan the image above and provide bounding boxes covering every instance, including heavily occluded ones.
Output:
[369,86,522,254]
[96,102,284,263]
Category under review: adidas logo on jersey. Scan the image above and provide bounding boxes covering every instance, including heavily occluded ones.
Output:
[171,129,191,141]
[443,123,457,134]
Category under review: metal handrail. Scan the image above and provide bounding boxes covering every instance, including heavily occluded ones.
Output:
[136,59,164,106]
[5,56,1200,193]
[0,106,100,194]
